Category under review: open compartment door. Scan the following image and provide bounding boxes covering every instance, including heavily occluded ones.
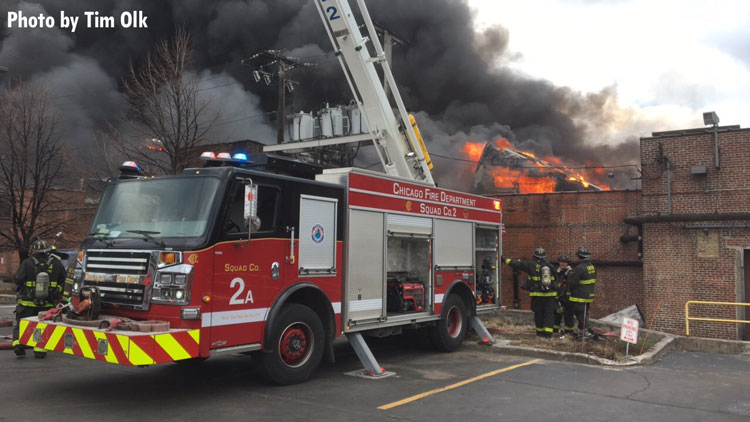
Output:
[345,209,385,323]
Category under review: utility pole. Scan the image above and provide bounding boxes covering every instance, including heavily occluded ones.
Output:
[242,50,314,144]
[373,23,407,101]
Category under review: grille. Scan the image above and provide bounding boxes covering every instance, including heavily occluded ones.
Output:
[90,281,146,306]
[85,250,150,275]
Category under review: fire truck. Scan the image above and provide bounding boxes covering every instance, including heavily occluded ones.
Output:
[18,0,502,385]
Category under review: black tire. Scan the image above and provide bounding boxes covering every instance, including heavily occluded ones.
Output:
[259,303,324,385]
[430,294,469,352]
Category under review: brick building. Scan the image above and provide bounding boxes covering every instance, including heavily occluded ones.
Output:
[498,190,643,319]
[497,123,750,341]
[632,125,750,340]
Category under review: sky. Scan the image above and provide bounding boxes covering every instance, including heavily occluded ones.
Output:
[468,0,750,138]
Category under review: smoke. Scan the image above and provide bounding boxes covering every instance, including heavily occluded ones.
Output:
[1,0,640,188]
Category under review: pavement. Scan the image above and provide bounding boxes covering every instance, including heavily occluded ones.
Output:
[1,323,750,422]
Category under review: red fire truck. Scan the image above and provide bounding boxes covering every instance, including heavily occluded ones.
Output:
[18,0,502,385]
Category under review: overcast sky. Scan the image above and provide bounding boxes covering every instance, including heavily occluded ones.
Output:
[468,0,750,138]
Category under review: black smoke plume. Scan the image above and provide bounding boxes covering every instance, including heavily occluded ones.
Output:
[0,0,640,189]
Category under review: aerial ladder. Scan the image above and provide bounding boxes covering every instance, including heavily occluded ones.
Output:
[301,0,434,185]
[311,0,494,377]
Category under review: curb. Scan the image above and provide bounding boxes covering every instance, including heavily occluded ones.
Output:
[0,294,15,305]
[464,334,676,367]
[0,341,11,350]
[0,319,12,327]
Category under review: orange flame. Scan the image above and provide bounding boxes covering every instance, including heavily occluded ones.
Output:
[462,142,486,162]
[464,137,611,192]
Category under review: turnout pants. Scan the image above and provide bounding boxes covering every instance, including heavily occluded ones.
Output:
[13,305,52,353]
[530,296,556,337]
[554,299,576,334]
[564,302,590,331]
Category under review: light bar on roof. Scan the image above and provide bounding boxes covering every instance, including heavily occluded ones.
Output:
[233,153,248,161]
[217,152,232,159]
[121,161,141,170]
[200,151,216,159]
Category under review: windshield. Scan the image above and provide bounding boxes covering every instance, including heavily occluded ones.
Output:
[90,176,220,239]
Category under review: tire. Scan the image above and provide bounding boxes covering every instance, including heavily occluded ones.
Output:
[259,303,324,385]
[430,294,469,352]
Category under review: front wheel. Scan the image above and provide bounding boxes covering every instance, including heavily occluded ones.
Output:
[430,294,469,352]
[259,304,324,385]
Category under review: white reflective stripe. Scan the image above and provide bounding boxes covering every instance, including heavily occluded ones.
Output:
[201,308,270,328]
[348,298,382,312]
[331,302,341,314]
[435,294,445,304]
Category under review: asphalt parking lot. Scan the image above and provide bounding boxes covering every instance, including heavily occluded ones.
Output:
[2,323,750,422]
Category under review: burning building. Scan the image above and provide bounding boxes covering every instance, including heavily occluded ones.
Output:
[465,138,612,194]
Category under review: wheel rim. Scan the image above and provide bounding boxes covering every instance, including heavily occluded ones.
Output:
[278,322,313,368]
[446,305,463,338]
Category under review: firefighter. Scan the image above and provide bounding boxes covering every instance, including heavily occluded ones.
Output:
[12,239,67,358]
[502,247,557,338]
[50,245,75,302]
[554,254,576,337]
[567,247,597,339]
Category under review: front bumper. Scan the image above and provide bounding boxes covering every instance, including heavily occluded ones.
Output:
[18,317,200,366]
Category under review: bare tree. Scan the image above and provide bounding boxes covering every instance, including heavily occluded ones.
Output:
[124,27,218,174]
[0,79,67,261]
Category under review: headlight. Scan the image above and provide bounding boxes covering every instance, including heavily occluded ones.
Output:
[150,264,193,305]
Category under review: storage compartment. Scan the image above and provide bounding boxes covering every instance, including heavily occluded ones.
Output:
[386,236,431,315]
[475,226,500,305]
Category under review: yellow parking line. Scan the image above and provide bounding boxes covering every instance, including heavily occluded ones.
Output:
[378,358,542,410]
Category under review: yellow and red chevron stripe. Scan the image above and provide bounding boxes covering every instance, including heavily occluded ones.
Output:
[19,319,200,366]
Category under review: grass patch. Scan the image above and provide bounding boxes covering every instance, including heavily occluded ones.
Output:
[477,317,659,362]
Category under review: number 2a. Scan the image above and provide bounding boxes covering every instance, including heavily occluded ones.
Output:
[229,277,254,305]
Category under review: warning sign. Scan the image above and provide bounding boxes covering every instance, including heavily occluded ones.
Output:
[620,317,639,344]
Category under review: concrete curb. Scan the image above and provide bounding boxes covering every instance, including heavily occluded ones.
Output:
[0,319,12,327]
[473,310,677,366]
[465,334,677,367]
[0,294,15,305]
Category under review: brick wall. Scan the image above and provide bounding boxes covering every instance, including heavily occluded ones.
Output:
[496,190,643,319]
[640,127,750,340]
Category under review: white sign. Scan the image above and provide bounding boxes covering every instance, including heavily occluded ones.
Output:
[620,317,639,344]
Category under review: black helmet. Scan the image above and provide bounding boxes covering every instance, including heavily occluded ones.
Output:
[576,247,592,260]
[533,247,547,261]
[558,254,571,263]
[31,239,52,254]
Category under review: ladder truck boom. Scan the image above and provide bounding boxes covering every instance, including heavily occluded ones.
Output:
[314,0,435,185]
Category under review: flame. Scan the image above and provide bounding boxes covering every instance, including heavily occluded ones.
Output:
[462,142,486,162]
[492,167,558,194]
[464,137,612,192]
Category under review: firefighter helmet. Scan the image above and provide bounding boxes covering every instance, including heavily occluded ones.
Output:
[533,247,547,261]
[576,247,592,260]
[558,254,571,263]
[30,239,52,254]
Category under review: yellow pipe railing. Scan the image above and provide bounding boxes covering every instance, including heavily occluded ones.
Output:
[685,300,750,336]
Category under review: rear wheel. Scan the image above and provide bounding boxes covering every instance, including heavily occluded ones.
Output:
[259,304,324,385]
[430,294,469,352]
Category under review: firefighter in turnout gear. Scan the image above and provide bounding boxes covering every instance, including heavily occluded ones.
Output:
[502,247,557,338]
[554,254,576,336]
[12,239,67,358]
[567,247,597,338]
